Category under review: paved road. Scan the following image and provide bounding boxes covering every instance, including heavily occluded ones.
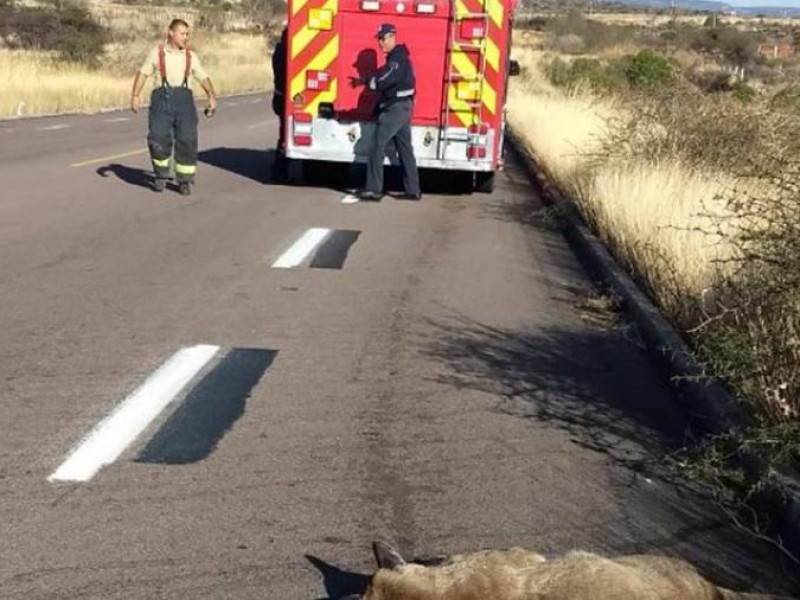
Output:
[0,95,796,598]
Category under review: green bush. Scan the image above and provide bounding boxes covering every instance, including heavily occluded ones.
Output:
[0,1,108,68]
[622,49,676,90]
[547,57,625,92]
[731,80,757,103]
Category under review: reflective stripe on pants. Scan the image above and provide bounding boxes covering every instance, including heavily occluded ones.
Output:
[147,86,199,182]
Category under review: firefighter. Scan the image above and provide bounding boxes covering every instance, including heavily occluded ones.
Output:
[130,18,217,196]
[350,23,421,201]
[271,26,289,183]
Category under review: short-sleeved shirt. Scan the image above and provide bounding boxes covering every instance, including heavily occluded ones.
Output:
[139,44,209,88]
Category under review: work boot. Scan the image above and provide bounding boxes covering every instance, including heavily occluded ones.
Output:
[358,190,383,201]
[178,182,191,196]
[151,177,167,192]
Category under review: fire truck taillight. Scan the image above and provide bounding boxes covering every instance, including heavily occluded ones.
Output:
[293,112,313,146]
[415,2,436,12]
[306,70,331,91]
[309,8,333,29]
[467,124,488,159]
[360,0,380,10]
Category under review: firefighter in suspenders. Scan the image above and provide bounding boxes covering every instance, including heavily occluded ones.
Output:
[130,19,217,195]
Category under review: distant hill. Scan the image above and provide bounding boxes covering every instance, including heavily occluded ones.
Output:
[597,0,800,17]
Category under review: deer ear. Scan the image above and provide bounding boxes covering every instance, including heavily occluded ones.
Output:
[372,541,407,570]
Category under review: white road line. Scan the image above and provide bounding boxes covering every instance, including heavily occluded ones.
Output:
[48,344,220,483]
[104,117,130,123]
[227,101,239,106]
[272,228,331,269]
[247,121,271,129]
[341,194,360,204]
[37,124,70,131]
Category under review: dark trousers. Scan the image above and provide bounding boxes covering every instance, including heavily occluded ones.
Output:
[148,87,198,183]
[366,100,420,196]
[272,93,288,180]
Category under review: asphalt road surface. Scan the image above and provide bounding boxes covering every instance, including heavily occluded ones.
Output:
[0,94,797,599]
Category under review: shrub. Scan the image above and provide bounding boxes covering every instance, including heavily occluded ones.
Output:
[731,80,757,102]
[622,49,676,89]
[0,1,108,68]
[547,57,625,92]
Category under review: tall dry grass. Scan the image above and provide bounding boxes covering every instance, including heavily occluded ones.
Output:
[1,32,272,118]
[507,47,735,318]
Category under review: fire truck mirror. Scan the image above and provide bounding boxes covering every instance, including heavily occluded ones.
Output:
[318,102,335,119]
[508,59,521,77]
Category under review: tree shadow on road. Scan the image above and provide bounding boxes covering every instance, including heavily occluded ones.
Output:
[419,311,687,472]
[96,163,152,190]
[415,310,800,594]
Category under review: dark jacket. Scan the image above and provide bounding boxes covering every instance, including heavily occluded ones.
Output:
[368,44,415,111]
[272,29,287,96]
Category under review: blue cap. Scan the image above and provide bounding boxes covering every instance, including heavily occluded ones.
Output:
[376,23,396,38]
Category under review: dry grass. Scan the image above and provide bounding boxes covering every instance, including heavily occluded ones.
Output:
[507,47,736,316]
[1,32,272,118]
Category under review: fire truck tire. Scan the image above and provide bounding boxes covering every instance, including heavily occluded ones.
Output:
[474,172,495,194]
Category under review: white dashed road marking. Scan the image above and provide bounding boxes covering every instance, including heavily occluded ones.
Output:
[48,344,220,483]
[104,117,130,123]
[37,124,70,131]
[272,228,331,269]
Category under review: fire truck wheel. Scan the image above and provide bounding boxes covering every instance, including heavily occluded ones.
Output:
[474,172,495,194]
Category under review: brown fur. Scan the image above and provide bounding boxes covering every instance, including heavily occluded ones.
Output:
[358,542,794,600]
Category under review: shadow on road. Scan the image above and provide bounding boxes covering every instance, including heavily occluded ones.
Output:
[419,312,687,471]
[197,145,488,196]
[306,554,370,600]
[96,163,152,190]
[199,146,273,184]
[416,310,800,594]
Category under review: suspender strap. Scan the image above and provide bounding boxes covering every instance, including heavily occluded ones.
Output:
[157,43,192,88]
[158,43,167,86]
[183,46,192,87]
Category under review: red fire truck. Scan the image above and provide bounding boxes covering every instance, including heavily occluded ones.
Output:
[281,0,519,193]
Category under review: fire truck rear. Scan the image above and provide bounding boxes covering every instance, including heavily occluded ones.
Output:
[282,0,519,193]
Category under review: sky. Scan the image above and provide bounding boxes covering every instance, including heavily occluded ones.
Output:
[724,0,800,6]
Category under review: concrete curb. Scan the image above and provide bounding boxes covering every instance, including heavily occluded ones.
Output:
[506,129,800,553]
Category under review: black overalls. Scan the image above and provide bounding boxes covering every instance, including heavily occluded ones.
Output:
[148,44,199,184]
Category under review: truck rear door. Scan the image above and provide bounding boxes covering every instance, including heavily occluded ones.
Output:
[334,0,449,126]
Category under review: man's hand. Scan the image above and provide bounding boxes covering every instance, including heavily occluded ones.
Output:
[349,75,364,88]
[204,95,217,118]
[130,94,141,114]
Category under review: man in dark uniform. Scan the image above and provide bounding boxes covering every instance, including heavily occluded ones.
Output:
[350,23,421,201]
[131,19,217,196]
[271,26,289,183]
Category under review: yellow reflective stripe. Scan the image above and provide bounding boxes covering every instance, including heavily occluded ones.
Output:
[455,0,470,18]
[153,157,170,167]
[292,26,317,60]
[483,0,503,28]
[448,85,474,128]
[292,0,337,59]
[481,80,497,116]
[485,37,500,72]
[293,0,311,16]
[175,163,196,174]
[450,49,497,116]
[290,34,339,100]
